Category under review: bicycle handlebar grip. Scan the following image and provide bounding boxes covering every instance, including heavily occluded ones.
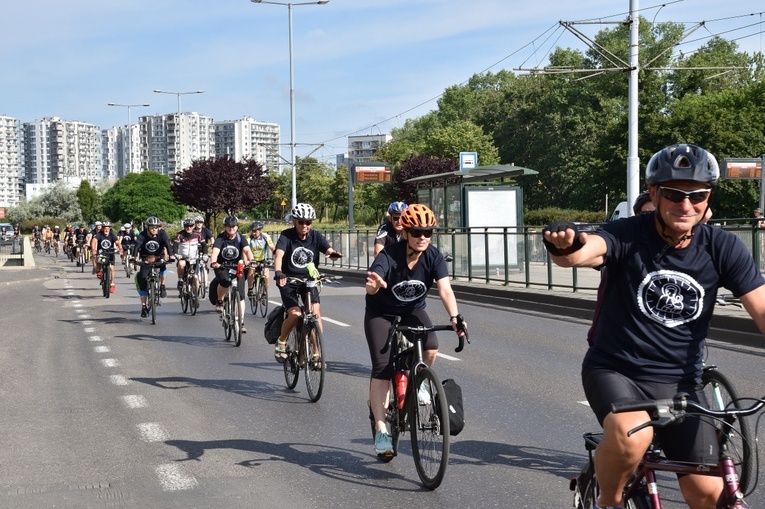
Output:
[611,400,659,414]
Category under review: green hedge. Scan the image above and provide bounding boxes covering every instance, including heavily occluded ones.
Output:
[524,208,606,226]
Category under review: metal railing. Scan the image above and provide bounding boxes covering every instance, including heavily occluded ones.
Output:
[0,236,25,266]
[316,222,765,293]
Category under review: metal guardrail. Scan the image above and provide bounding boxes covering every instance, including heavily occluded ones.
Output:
[316,223,765,293]
[0,237,25,266]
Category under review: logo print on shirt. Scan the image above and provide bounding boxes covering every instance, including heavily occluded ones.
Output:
[100,239,113,250]
[391,280,427,302]
[221,245,240,261]
[637,270,704,328]
[145,240,160,253]
[291,247,313,268]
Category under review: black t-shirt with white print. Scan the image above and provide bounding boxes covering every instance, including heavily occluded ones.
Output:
[275,228,331,279]
[585,213,765,383]
[212,232,248,265]
[366,242,448,316]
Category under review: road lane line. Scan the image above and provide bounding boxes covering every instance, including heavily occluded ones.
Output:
[94,346,110,353]
[101,358,119,368]
[137,423,168,442]
[89,336,103,342]
[322,317,350,327]
[84,327,95,333]
[155,463,198,491]
[436,352,462,361]
[110,374,130,386]
[121,395,147,409]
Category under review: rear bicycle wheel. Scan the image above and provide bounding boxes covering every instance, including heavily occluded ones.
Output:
[283,328,299,389]
[702,367,753,494]
[304,320,325,402]
[571,460,598,509]
[410,366,449,489]
[258,278,268,318]
[199,266,207,299]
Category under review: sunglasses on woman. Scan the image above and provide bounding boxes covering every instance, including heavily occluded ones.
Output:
[658,186,711,205]
[408,229,433,238]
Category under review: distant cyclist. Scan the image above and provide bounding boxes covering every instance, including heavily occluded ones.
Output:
[193,216,214,254]
[246,220,275,297]
[174,218,204,296]
[91,222,122,293]
[374,201,407,257]
[210,215,253,332]
[272,203,342,362]
[365,203,466,458]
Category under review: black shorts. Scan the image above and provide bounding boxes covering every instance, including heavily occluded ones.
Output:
[582,367,719,465]
[278,282,319,311]
[365,308,439,380]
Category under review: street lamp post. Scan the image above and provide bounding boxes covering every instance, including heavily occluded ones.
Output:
[108,103,150,175]
[250,0,329,210]
[153,89,205,176]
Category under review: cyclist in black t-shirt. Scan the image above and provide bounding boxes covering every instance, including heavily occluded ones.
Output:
[543,144,765,509]
[373,201,407,257]
[272,203,342,362]
[365,204,466,458]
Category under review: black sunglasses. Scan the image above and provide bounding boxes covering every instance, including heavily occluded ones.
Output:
[659,186,711,205]
[390,215,402,222]
[408,229,433,238]
[297,220,313,226]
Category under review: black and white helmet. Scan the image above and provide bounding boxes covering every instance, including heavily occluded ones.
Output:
[194,215,204,223]
[145,216,161,227]
[223,215,239,227]
[645,144,719,188]
[291,203,316,220]
[250,220,264,231]
[182,218,195,227]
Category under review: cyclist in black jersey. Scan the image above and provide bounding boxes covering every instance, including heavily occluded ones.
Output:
[543,144,765,509]
[365,204,465,458]
[134,216,174,317]
[373,201,407,257]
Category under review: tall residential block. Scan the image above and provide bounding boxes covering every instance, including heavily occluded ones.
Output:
[102,124,142,180]
[23,117,101,190]
[0,115,22,207]
[214,117,281,172]
[139,112,215,178]
[347,134,392,164]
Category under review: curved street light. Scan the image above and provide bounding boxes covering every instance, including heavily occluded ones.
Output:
[250,0,330,210]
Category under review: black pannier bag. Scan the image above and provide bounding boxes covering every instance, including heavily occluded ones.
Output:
[442,378,464,436]
[264,305,286,345]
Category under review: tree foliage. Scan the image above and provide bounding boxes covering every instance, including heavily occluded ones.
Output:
[103,171,186,225]
[76,180,99,224]
[171,156,276,222]
[8,181,83,225]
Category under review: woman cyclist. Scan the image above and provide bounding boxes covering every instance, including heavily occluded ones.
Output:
[364,203,467,459]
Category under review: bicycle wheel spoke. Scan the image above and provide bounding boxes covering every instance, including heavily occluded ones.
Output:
[283,329,299,389]
[410,367,449,489]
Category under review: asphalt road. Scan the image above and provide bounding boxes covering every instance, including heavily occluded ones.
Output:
[0,252,762,508]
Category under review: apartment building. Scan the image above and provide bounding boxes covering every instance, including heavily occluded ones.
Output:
[139,112,215,178]
[0,115,22,207]
[347,134,391,164]
[23,117,100,190]
[214,117,281,172]
[102,124,142,179]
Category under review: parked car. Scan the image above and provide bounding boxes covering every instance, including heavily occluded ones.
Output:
[0,223,13,241]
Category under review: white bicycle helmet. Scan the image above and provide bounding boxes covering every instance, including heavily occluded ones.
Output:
[291,203,316,220]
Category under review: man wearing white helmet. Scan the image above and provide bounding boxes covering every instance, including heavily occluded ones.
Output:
[272,203,342,362]
[374,201,407,257]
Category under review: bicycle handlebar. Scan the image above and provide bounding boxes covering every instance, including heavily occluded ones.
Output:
[284,274,343,285]
[380,314,469,355]
[612,393,765,436]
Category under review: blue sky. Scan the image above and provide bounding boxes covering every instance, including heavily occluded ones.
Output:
[1,0,762,166]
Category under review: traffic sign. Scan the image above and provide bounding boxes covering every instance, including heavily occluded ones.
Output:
[459,152,478,172]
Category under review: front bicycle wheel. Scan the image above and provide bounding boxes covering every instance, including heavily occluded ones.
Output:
[283,329,299,389]
[702,367,753,494]
[102,265,110,298]
[304,320,325,402]
[258,278,268,318]
[180,280,189,314]
[410,366,449,489]
[190,276,199,316]
[223,296,232,342]
[149,281,157,325]
[232,289,242,347]
[249,283,258,315]
[124,258,132,278]
[79,252,85,272]
[199,266,207,299]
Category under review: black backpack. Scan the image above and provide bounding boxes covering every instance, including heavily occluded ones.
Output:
[264,305,286,345]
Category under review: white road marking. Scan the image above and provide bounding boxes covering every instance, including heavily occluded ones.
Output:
[578,400,591,407]
[84,327,95,333]
[79,315,91,319]
[155,463,198,491]
[101,358,119,368]
[94,346,110,353]
[322,317,350,327]
[89,336,103,342]
[74,308,86,314]
[137,422,168,442]
[122,395,148,409]
[110,374,130,386]
[436,352,462,361]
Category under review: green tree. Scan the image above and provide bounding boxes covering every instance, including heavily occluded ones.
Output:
[76,180,99,224]
[103,171,186,224]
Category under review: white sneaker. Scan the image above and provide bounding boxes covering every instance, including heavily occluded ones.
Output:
[417,383,431,405]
